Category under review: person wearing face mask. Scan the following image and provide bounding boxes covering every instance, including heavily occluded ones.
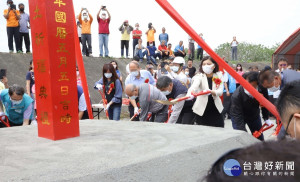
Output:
[259,67,300,140]
[94,64,123,121]
[0,84,34,127]
[125,61,155,120]
[186,56,224,127]
[4,0,21,53]
[79,8,93,57]
[110,61,123,81]
[259,68,300,92]
[97,6,111,57]
[156,76,194,124]
[119,20,133,58]
[18,3,30,53]
[132,23,142,56]
[125,83,168,122]
[146,41,159,66]
[235,64,244,88]
[276,80,300,140]
[165,57,189,87]
[230,72,272,141]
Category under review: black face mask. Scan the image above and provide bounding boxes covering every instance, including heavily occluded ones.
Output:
[20,8,24,12]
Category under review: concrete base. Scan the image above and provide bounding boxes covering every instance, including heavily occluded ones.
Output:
[0,120,259,181]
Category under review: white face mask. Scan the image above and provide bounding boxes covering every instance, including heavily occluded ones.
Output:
[10,98,23,105]
[76,71,80,77]
[162,90,171,96]
[113,65,117,69]
[171,66,179,73]
[101,15,106,19]
[149,44,153,46]
[269,80,280,92]
[130,71,139,77]
[185,72,189,75]
[104,73,112,78]
[130,95,138,100]
[244,88,257,98]
[202,64,214,74]
[83,15,88,19]
[237,67,241,70]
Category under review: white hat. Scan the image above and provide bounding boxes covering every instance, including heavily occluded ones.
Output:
[173,57,185,65]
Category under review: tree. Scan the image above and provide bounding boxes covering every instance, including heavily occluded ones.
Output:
[215,42,280,62]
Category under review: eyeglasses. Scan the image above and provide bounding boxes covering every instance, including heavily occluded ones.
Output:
[279,64,287,66]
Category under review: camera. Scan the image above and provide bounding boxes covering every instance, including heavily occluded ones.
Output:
[102,6,106,10]
[10,4,16,10]
[148,23,152,29]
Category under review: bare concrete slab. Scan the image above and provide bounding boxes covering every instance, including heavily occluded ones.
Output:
[0,120,259,182]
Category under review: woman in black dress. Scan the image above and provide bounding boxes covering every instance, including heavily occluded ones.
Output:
[187,56,224,127]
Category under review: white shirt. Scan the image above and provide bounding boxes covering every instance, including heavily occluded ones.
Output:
[170,71,188,86]
[188,36,195,43]
[231,41,238,47]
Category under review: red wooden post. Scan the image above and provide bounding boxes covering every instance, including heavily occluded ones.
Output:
[29,0,80,140]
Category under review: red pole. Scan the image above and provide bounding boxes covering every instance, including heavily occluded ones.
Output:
[155,0,281,121]
[72,8,93,119]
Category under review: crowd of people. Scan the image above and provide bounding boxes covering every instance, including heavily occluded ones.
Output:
[1,1,300,180]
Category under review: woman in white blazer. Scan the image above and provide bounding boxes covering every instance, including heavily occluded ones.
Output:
[187,56,224,127]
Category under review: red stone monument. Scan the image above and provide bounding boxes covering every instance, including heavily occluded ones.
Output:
[29,0,80,140]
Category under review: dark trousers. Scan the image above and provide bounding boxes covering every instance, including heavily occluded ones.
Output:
[133,39,139,56]
[177,111,195,125]
[147,41,155,46]
[197,48,203,60]
[174,51,186,58]
[121,40,129,57]
[81,34,92,56]
[7,26,21,52]
[188,42,195,60]
[231,116,264,141]
[20,32,30,53]
[221,92,232,119]
[150,105,168,123]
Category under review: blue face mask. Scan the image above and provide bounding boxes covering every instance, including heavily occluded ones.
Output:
[104,73,112,78]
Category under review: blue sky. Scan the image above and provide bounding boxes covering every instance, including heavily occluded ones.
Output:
[1,0,300,58]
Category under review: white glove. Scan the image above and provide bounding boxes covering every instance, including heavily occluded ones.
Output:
[96,84,103,90]
[0,112,5,121]
[265,119,273,126]
[134,107,139,115]
[104,103,111,111]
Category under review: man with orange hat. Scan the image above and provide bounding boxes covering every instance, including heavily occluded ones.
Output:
[119,20,133,58]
